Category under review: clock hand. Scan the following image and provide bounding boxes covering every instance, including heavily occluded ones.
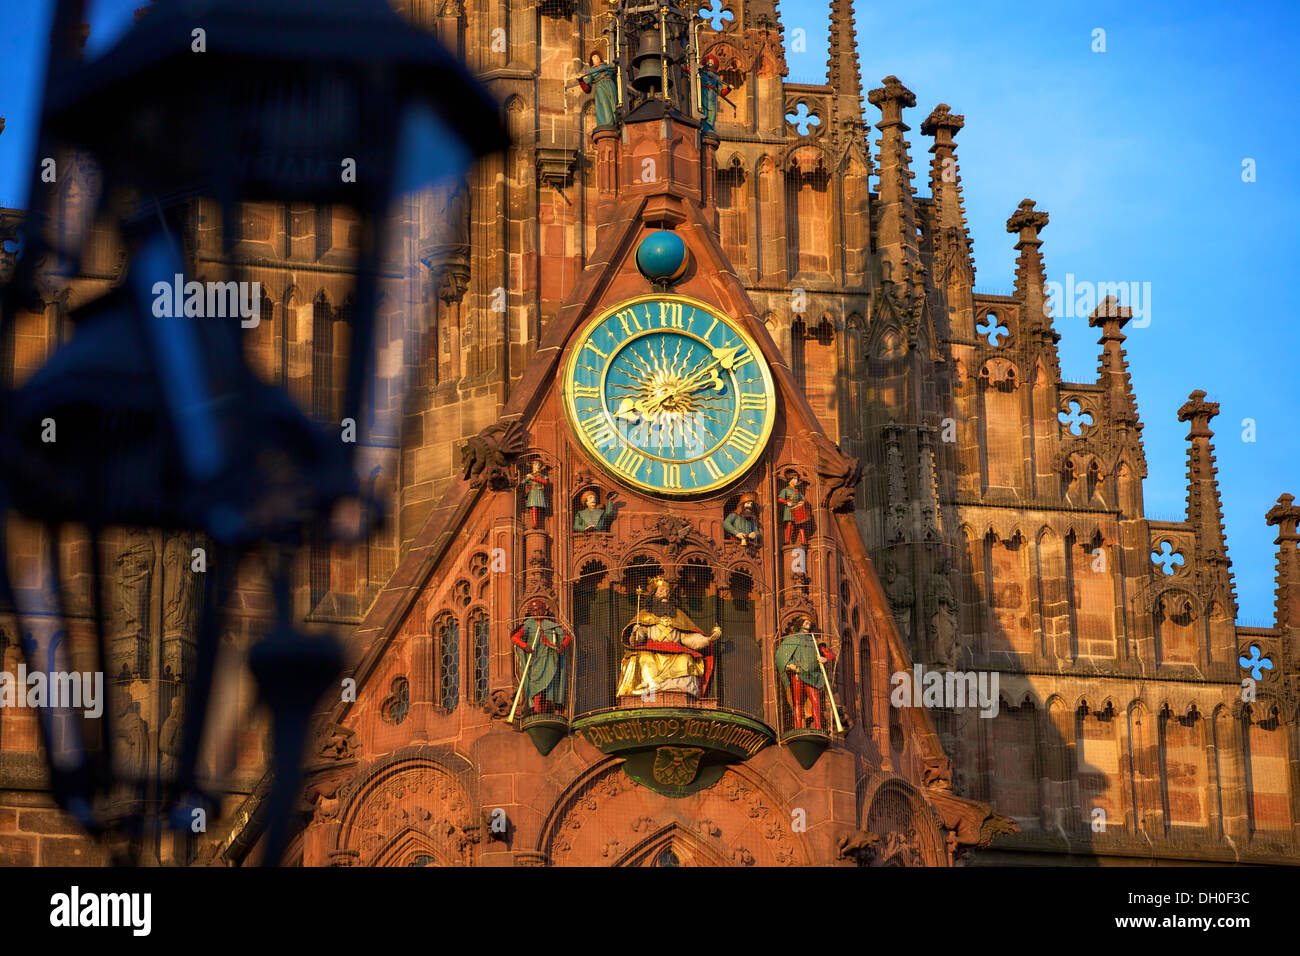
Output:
[672,345,743,396]
[615,380,682,424]
[614,393,660,423]
[674,366,724,398]
[613,345,747,426]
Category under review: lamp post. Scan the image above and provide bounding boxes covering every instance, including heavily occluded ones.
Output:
[0,0,506,864]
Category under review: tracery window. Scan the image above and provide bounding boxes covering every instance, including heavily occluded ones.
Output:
[859,641,872,730]
[470,609,489,705]
[654,847,680,867]
[435,612,460,712]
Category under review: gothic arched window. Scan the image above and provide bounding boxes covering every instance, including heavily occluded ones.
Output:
[311,291,333,422]
[382,677,410,725]
[470,610,489,705]
[654,847,680,867]
[790,316,806,387]
[859,641,872,731]
[839,631,855,719]
[435,613,460,712]
[308,291,335,610]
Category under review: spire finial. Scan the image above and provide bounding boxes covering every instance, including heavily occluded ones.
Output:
[868,76,916,129]
[1176,390,1235,605]
[826,0,863,102]
[1006,200,1054,342]
[1090,299,1141,432]
[1266,494,1300,544]
[1266,494,1300,629]
[1177,389,1218,440]
[922,103,974,298]
[1006,198,1049,245]
[868,76,924,296]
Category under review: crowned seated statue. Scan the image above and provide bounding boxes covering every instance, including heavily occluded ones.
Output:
[615,576,721,702]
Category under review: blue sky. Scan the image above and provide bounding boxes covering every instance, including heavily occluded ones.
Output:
[1,0,1296,623]
[777,0,1300,626]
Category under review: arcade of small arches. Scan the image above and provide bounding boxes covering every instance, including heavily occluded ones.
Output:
[935,689,1295,846]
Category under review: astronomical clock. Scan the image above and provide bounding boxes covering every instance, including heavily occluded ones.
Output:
[474,224,861,797]
[297,0,1004,868]
[562,293,776,496]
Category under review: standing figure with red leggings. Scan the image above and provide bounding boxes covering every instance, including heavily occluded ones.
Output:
[776,616,836,730]
[521,459,550,529]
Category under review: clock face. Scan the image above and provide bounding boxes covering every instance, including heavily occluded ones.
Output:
[563,294,776,496]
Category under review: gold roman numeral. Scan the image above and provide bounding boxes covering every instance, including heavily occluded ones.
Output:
[704,316,719,338]
[730,348,754,372]
[572,385,600,400]
[613,446,645,477]
[659,302,684,328]
[727,426,759,455]
[584,341,607,360]
[739,392,765,410]
[663,463,682,489]
[616,309,643,337]
[580,412,616,449]
[701,457,723,481]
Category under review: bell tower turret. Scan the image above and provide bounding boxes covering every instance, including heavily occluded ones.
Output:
[597,0,705,124]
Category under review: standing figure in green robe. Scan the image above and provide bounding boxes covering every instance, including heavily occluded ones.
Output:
[573,489,617,532]
[521,459,550,529]
[695,54,731,134]
[510,600,572,714]
[775,616,836,730]
[578,51,619,128]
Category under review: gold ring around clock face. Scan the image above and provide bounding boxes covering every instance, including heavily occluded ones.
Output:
[562,293,776,496]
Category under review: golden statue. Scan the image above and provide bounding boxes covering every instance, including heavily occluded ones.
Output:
[616,577,721,700]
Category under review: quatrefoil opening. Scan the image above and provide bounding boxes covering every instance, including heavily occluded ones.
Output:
[1150,540,1185,576]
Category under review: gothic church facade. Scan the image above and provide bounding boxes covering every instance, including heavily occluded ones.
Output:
[0,0,1296,867]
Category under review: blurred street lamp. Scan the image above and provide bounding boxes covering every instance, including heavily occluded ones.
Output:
[0,0,506,864]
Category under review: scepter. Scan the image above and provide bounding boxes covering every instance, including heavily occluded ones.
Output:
[612,12,623,107]
[628,584,645,646]
[691,18,702,114]
[507,621,544,724]
[659,5,670,103]
[811,628,844,733]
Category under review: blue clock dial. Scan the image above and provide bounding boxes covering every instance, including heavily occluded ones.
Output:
[563,294,776,496]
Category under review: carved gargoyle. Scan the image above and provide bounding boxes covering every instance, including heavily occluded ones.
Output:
[926,788,1019,862]
[976,811,1020,847]
[316,723,358,762]
[460,419,527,489]
[837,829,880,866]
[922,755,953,791]
[811,433,863,512]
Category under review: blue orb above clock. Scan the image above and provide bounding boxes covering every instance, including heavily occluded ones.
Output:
[635,230,689,284]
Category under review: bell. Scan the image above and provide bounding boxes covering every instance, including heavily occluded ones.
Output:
[629,31,665,94]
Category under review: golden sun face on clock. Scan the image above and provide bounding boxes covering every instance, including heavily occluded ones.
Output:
[563,294,776,496]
